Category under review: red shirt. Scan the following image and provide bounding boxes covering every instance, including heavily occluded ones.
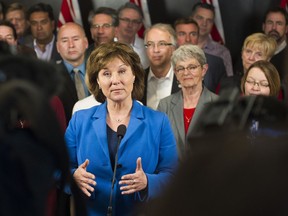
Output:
[183,108,196,134]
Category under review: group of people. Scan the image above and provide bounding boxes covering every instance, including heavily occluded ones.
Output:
[0,1,287,216]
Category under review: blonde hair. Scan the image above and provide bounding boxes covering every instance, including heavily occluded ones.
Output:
[242,33,277,60]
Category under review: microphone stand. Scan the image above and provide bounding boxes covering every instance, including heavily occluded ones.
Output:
[107,125,126,216]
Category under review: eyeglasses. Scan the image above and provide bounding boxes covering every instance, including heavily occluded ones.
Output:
[119,18,142,25]
[175,65,201,74]
[245,79,269,88]
[144,41,173,49]
[91,23,113,29]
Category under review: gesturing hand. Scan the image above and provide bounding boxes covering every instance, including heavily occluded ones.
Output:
[73,159,96,197]
[119,157,147,195]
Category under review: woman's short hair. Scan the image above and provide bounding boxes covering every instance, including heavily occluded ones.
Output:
[86,42,145,103]
[242,33,277,60]
[171,44,207,68]
[241,60,281,96]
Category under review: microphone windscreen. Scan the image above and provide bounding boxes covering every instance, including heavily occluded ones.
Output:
[117,124,126,138]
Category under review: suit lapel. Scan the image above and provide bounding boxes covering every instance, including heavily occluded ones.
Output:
[170,92,186,148]
[92,102,110,160]
[188,87,211,134]
[118,101,144,153]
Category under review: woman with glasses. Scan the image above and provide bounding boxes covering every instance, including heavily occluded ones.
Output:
[241,60,281,97]
[157,44,218,160]
[241,60,281,144]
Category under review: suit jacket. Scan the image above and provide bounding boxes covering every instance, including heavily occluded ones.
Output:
[25,35,61,63]
[205,53,227,93]
[157,87,218,160]
[141,67,180,105]
[65,100,178,216]
[56,62,79,124]
[270,44,288,100]
[50,39,62,63]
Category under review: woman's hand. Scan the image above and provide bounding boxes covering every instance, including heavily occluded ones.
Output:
[119,157,147,195]
[73,159,96,197]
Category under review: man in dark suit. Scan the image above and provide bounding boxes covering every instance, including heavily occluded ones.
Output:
[27,3,61,63]
[263,6,288,100]
[142,23,178,110]
[56,22,90,122]
[174,17,228,93]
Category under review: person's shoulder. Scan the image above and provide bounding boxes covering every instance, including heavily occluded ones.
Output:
[136,101,166,118]
[160,91,181,104]
[73,95,101,114]
[203,86,219,100]
[73,102,102,118]
[205,52,224,63]
[209,40,230,52]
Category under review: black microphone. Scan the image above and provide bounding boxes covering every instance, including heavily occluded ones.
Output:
[107,124,127,216]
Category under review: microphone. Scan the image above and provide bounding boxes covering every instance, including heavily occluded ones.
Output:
[107,124,127,216]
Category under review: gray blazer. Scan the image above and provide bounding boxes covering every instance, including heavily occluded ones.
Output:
[157,86,218,160]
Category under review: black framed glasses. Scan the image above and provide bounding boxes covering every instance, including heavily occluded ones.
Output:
[175,65,201,74]
[144,41,173,49]
[91,23,113,29]
[245,79,269,88]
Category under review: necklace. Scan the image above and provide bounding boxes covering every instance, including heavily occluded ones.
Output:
[109,113,129,123]
[116,118,124,123]
[184,115,192,124]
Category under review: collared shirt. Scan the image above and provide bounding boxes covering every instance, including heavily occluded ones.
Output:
[131,35,150,70]
[64,61,90,97]
[147,64,174,110]
[275,39,287,55]
[203,37,234,77]
[34,35,55,61]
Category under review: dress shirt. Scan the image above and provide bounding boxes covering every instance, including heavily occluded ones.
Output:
[64,61,90,98]
[34,35,55,61]
[203,37,233,77]
[275,39,287,55]
[147,64,174,110]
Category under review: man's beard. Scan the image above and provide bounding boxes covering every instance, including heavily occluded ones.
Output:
[268,30,282,43]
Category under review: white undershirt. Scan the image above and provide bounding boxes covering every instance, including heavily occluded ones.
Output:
[147,64,174,110]
[275,39,287,55]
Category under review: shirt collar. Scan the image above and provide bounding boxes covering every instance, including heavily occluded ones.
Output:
[64,61,86,76]
[33,35,55,50]
[275,39,287,55]
[148,64,174,81]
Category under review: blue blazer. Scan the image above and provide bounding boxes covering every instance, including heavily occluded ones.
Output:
[65,100,178,216]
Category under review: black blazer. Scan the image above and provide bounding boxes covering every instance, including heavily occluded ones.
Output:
[141,67,180,105]
[56,62,79,124]
[204,53,226,93]
[270,45,288,100]
[50,40,62,63]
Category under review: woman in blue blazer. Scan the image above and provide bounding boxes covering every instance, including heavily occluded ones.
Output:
[65,42,178,216]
